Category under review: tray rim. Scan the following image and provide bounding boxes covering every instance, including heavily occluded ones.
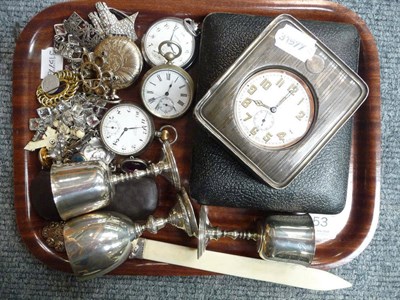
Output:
[12,0,381,275]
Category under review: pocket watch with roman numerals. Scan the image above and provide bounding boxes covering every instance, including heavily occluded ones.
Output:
[195,14,368,188]
[141,41,194,119]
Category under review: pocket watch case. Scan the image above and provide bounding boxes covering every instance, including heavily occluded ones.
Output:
[191,13,367,213]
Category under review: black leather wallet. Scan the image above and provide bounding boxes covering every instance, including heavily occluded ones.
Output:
[189,13,361,214]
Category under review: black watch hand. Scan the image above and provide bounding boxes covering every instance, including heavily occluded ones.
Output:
[126,126,142,130]
[164,80,175,96]
[113,130,126,145]
[169,26,178,41]
[113,127,139,145]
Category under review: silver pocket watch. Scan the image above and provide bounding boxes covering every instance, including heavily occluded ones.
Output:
[99,103,155,156]
[141,17,199,69]
[141,41,194,119]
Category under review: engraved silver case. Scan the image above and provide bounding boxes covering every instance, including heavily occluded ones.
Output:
[194,14,369,189]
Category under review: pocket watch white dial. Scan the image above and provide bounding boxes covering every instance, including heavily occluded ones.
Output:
[141,17,198,69]
[141,65,194,119]
[234,68,315,149]
[99,103,154,156]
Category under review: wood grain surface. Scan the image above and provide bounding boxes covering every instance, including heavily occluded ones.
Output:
[12,0,381,275]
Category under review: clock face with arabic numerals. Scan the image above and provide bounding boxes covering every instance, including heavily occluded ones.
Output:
[99,104,154,156]
[234,68,315,149]
[195,15,368,188]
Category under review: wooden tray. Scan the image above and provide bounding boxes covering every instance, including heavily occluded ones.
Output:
[13,0,381,275]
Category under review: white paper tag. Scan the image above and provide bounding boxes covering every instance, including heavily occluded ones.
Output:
[310,195,352,244]
[40,47,63,79]
[275,24,316,62]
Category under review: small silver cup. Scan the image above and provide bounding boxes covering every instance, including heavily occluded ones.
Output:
[51,160,112,221]
[257,214,315,265]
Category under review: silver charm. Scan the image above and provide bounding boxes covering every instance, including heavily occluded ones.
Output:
[88,2,138,41]
[26,92,108,164]
[75,136,115,165]
[41,74,60,94]
[53,24,83,67]
[63,12,104,51]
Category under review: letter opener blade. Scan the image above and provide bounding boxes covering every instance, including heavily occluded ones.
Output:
[131,238,351,291]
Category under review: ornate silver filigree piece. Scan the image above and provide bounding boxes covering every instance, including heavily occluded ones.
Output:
[88,2,138,41]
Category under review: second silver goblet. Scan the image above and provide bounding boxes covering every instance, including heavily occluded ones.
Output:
[198,206,316,265]
[63,187,197,279]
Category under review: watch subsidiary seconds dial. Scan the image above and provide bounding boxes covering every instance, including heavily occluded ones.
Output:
[141,17,198,69]
[141,65,194,119]
[100,103,154,156]
[234,68,315,149]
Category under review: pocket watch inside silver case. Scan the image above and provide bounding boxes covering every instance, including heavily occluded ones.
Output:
[195,14,369,189]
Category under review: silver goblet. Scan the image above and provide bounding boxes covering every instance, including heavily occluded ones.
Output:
[197,206,315,265]
[63,187,197,279]
[51,139,180,220]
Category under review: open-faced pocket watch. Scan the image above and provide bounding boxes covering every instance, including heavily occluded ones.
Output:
[99,103,155,156]
[140,41,194,119]
[141,17,199,69]
[195,14,369,188]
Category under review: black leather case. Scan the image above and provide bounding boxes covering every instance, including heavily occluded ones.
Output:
[189,13,361,214]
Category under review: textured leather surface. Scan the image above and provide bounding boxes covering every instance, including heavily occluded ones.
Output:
[30,170,61,221]
[189,13,360,214]
[107,177,158,221]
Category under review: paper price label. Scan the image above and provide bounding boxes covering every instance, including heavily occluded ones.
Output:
[275,24,316,62]
[40,47,63,79]
[310,196,351,244]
